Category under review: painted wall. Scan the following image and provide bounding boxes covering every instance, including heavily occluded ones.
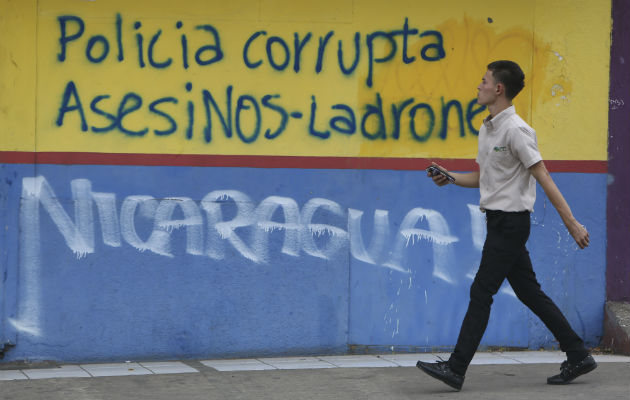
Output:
[0,0,612,363]
[606,0,630,302]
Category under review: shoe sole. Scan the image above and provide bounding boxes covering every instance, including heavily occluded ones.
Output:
[547,362,598,385]
[416,363,463,391]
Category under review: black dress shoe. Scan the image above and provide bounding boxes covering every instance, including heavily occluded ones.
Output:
[416,360,465,391]
[547,354,597,385]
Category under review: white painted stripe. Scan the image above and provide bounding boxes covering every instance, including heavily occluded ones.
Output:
[257,357,336,370]
[593,354,630,363]
[140,362,198,374]
[22,365,91,380]
[470,352,533,365]
[319,355,398,368]
[379,353,451,367]
[205,352,630,372]
[11,352,630,378]
[201,359,276,371]
[80,363,152,377]
[497,351,568,364]
[0,370,29,381]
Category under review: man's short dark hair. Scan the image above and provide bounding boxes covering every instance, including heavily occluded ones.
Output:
[487,60,525,100]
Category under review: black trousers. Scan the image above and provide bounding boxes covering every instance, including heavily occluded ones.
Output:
[448,210,588,375]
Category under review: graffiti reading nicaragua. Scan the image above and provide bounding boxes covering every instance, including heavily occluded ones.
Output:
[52,14,487,147]
[22,175,482,276]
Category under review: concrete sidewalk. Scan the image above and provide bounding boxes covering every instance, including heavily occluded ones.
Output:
[1,352,628,400]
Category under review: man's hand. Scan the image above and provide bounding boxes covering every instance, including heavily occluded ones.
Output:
[566,219,590,249]
[427,162,451,186]
[529,161,589,250]
[426,162,480,188]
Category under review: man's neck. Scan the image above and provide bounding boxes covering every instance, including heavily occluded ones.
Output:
[487,100,512,119]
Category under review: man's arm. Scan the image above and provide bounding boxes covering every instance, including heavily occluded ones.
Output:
[428,162,480,188]
[529,161,590,249]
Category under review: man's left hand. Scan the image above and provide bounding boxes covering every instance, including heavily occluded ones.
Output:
[567,219,590,249]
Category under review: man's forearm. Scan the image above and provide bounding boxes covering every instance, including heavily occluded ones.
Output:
[451,171,480,188]
[529,162,574,222]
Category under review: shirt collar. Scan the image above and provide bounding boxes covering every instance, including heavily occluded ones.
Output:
[483,105,516,131]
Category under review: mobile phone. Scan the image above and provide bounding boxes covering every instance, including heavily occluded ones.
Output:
[426,165,456,183]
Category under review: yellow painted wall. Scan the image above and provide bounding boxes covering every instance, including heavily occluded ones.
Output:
[0,0,37,151]
[1,0,611,161]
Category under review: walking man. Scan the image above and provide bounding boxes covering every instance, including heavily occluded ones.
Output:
[417,60,597,391]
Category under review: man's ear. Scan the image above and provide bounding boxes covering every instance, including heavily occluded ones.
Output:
[495,83,505,96]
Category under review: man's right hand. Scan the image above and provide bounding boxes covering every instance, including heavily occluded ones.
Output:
[427,163,480,188]
[427,162,451,187]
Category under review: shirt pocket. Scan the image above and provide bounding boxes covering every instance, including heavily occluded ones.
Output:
[489,147,514,169]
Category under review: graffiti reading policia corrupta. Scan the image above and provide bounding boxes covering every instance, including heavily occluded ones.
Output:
[54,14,486,145]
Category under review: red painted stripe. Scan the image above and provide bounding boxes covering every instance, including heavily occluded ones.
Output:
[0,151,608,173]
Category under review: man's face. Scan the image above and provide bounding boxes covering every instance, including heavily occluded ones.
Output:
[477,70,498,106]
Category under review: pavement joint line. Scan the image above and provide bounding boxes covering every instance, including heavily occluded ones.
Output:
[80,365,93,378]
[1,352,628,380]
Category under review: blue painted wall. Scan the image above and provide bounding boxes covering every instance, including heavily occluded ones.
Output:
[0,164,606,362]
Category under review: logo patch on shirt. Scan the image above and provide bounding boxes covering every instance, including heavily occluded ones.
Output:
[493,146,508,152]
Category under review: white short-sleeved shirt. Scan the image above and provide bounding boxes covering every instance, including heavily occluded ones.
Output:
[476,106,542,212]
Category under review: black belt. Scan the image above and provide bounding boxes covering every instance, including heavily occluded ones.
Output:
[485,209,530,216]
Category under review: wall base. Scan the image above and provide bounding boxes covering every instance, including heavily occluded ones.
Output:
[602,302,630,355]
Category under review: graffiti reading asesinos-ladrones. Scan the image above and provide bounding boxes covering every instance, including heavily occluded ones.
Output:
[53,14,485,144]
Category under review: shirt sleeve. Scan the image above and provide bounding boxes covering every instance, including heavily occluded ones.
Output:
[509,126,543,168]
